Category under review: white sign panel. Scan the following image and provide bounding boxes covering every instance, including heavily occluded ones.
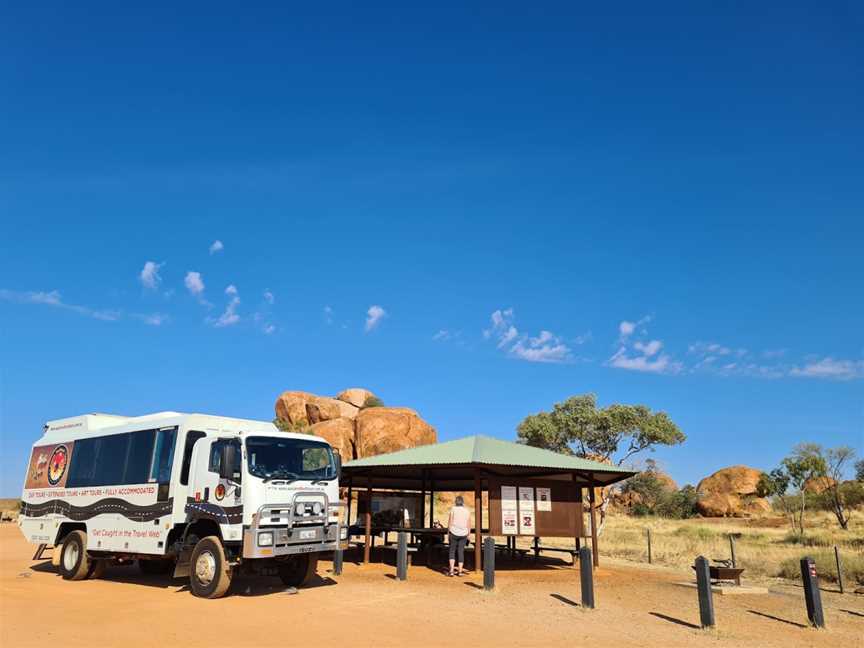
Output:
[518,486,535,534]
[501,485,518,535]
[536,487,552,512]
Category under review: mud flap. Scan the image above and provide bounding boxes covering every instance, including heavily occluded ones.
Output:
[173,545,193,578]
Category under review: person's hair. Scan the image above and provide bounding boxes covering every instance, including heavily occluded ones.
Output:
[455,495,464,506]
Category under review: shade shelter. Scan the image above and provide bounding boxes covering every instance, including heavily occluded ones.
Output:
[342,435,635,570]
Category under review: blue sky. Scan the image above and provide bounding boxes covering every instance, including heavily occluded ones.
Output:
[1,1,862,495]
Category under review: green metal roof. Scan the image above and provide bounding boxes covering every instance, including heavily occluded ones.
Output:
[344,434,630,475]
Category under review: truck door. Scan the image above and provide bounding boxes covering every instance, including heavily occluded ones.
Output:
[187,438,242,525]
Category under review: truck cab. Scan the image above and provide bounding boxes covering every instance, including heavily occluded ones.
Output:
[180,428,344,597]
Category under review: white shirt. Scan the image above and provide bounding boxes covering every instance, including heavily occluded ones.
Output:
[449,505,470,537]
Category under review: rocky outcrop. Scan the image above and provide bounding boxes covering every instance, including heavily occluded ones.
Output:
[275,388,436,461]
[355,407,436,457]
[337,388,376,409]
[308,417,356,461]
[696,465,769,517]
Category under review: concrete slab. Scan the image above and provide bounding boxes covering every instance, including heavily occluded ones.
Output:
[675,581,770,595]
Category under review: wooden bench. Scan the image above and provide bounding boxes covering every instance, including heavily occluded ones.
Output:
[534,545,579,563]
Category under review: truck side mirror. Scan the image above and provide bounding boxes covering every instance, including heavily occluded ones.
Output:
[333,450,342,480]
[219,444,237,481]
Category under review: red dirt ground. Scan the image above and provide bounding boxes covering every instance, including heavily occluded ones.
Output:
[1,525,861,647]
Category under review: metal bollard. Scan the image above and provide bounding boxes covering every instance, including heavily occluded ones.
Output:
[579,546,595,609]
[646,528,652,564]
[396,532,408,581]
[333,548,343,576]
[483,536,495,591]
[800,557,825,628]
[694,556,716,629]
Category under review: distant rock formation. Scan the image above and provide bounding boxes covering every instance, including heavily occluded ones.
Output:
[803,476,836,494]
[274,388,436,461]
[696,465,770,517]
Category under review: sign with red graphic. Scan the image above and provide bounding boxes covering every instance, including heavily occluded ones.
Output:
[214,484,226,501]
[24,442,75,489]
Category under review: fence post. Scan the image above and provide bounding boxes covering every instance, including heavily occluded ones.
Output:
[579,546,595,609]
[483,536,495,591]
[396,532,408,581]
[834,546,844,595]
[729,535,737,568]
[800,557,825,628]
[694,556,716,629]
[646,528,652,565]
[333,548,343,576]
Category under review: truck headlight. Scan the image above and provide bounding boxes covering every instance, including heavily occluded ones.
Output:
[258,532,273,546]
[340,527,348,540]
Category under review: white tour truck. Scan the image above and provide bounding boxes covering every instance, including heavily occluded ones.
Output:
[18,411,345,598]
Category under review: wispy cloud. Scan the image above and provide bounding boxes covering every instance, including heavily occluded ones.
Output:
[209,240,224,255]
[139,261,163,290]
[790,357,863,381]
[483,308,578,363]
[608,318,681,374]
[263,290,274,305]
[323,305,334,325]
[263,323,276,335]
[365,305,387,332]
[212,284,240,327]
[0,289,165,325]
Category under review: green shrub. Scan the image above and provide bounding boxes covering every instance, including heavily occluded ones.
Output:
[272,417,311,434]
[362,396,385,408]
[673,525,717,541]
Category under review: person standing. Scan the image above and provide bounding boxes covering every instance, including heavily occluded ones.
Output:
[447,495,471,576]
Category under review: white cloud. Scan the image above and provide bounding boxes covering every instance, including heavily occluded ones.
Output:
[483,308,576,363]
[184,271,205,297]
[365,305,386,332]
[0,288,161,326]
[263,290,274,305]
[212,284,240,327]
[209,240,224,255]
[139,261,163,290]
[323,305,333,325]
[608,319,680,375]
[608,346,681,374]
[790,357,863,381]
[263,324,276,335]
[633,340,663,357]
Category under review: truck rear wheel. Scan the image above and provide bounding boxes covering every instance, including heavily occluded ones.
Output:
[189,536,232,598]
[278,553,318,587]
[59,530,91,581]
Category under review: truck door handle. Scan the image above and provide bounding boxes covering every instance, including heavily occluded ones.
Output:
[204,487,210,501]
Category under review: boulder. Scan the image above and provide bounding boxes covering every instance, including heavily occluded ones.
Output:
[696,465,769,517]
[337,388,377,409]
[803,476,836,494]
[305,397,345,424]
[355,407,436,457]
[308,417,356,461]
[274,391,315,425]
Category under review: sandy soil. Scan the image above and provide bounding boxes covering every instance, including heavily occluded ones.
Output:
[1,525,861,647]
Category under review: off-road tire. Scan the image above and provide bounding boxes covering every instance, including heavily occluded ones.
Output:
[278,553,319,587]
[189,536,232,598]
[139,558,174,575]
[59,530,91,581]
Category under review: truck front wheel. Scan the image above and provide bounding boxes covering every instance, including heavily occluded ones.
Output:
[189,536,232,598]
[278,553,318,587]
[59,530,92,581]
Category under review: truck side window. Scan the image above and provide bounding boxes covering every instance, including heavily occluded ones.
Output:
[179,431,206,485]
[150,427,177,483]
[209,439,242,482]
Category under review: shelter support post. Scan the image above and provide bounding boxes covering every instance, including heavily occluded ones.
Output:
[346,482,353,527]
[364,480,372,564]
[474,469,482,572]
[429,481,435,527]
[588,475,599,568]
[572,473,581,560]
[420,471,427,528]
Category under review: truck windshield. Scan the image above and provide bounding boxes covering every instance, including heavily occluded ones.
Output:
[246,436,336,482]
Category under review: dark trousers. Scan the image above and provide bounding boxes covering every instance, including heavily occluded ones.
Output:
[448,533,468,563]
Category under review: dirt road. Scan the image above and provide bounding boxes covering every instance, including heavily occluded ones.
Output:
[1,525,861,647]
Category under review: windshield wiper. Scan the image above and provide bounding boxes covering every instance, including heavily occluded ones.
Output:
[310,476,336,485]
[262,471,299,483]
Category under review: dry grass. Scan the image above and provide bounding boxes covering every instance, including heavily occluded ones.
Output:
[592,510,864,585]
